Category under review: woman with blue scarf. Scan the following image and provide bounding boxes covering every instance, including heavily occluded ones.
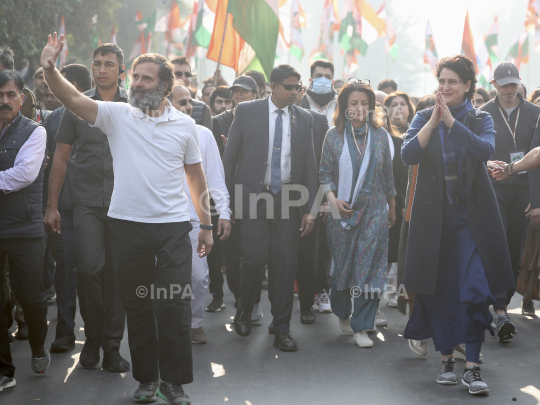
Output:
[319,79,396,349]
[401,56,515,395]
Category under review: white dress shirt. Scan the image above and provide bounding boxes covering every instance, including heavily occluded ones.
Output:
[264,97,292,186]
[0,124,47,193]
[185,125,231,222]
[91,100,202,223]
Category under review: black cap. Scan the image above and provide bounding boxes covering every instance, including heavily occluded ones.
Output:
[493,62,521,86]
[230,75,258,92]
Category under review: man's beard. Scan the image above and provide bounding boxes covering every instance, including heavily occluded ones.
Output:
[129,83,166,111]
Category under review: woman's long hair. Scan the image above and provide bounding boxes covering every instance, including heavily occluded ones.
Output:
[333,82,382,134]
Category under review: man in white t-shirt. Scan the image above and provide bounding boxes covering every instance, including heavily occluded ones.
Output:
[169,81,231,345]
[40,33,212,405]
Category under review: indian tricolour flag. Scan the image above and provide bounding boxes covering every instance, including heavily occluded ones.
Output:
[525,0,540,52]
[507,31,529,70]
[309,0,339,62]
[290,0,306,61]
[193,0,215,48]
[57,15,68,68]
[128,12,148,62]
[339,0,386,57]
[477,16,497,88]
[378,2,398,60]
[207,0,280,79]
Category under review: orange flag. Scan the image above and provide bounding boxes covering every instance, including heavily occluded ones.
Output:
[206,0,246,71]
[461,11,478,73]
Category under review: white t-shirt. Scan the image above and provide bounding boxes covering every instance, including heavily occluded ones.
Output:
[91,100,202,223]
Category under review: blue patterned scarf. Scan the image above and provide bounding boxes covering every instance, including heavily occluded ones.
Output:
[438,99,473,204]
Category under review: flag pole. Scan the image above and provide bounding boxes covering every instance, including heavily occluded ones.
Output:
[215,12,230,85]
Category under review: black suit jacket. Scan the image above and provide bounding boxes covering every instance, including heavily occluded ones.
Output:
[222,98,318,219]
[305,110,329,170]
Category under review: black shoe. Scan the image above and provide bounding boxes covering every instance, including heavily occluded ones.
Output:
[102,348,130,372]
[15,323,28,340]
[45,285,56,303]
[522,300,536,316]
[273,332,298,352]
[134,381,159,403]
[50,332,76,353]
[268,322,274,334]
[494,313,515,342]
[31,347,50,374]
[233,308,252,336]
[300,307,316,325]
[79,337,101,368]
[158,380,191,405]
[205,295,225,312]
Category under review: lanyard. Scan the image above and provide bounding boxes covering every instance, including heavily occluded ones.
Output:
[498,106,521,149]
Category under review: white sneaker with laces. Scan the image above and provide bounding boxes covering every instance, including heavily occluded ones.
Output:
[353,330,374,348]
[338,318,354,335]
[375,309,388,326]
[316,290,332,313]
[387,292,398,308]
[408,339,428,356]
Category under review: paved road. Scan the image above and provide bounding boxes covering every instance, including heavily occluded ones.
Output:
[5,284,540,405]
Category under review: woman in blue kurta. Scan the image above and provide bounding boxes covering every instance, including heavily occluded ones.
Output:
[319,79,396,349]
[402,56,514,396]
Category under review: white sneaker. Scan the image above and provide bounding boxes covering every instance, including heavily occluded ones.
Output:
[453,344,483,363]
[375,309,388,326]
[353,330,374,348]
[338,318,354,335]
[387,292,398,308]
[408,339,428,356]
[316,290,332,313]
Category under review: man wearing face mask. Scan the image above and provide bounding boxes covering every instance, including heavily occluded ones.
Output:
[301,60,337,126]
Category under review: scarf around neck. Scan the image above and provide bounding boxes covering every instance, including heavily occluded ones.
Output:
[306,88,336,109]
[337,120,376,229]
[438,99,473,204]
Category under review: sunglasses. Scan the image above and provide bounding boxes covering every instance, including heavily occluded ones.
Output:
[347,77,371,86]
[174,71,193,79]
[177,99,195,107]
[279,83,303,92]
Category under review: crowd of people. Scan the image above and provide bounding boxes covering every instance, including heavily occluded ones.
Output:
[1,30,539,404]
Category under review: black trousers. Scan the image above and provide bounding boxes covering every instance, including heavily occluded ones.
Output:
[297,216,331,310]
[112,219,193,386]
[49,208,77,337]
[239,191,301,333]
[73,205,125,352]
[493,186,529,309]
[223,219,262,305]
[207,211,224,297]
[0,238,48,378]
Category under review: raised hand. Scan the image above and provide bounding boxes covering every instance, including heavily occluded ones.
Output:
[41,32,64,71]
[438,94,455,129]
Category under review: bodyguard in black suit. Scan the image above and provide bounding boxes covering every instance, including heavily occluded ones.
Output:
[223,65,318,351]
[293,88,330,324]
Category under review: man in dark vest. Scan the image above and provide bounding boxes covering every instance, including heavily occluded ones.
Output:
[0,70,50,391]
[170,56,212,131]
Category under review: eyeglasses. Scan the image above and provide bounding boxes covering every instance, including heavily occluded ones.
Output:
[174,71,193,79]
[279,83,303,92]
[347,78,371,86]
[177,99,195,107]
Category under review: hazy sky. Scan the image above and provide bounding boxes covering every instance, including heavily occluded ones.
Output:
[197,0,536,96]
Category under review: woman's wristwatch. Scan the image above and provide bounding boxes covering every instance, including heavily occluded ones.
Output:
[200,224,213,231]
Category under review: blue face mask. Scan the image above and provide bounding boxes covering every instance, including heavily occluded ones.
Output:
[311,77,333,94]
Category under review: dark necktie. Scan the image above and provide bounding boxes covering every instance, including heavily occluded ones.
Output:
[270,109,283,194]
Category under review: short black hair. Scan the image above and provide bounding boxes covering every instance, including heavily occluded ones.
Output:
[210,85,232,108]
[61,64,92,92]
[93,43,124,67]
[201,83,217,95]
[435,55,477,100]
[310,59,334,77]
[244,70,266,91]
[475,87,491,103]
[0,46,14,71]
[377,78,398,92]
[0,70,24,92]
[270,64,301,85]
[170,56,191,71]
[415,95,437,113]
